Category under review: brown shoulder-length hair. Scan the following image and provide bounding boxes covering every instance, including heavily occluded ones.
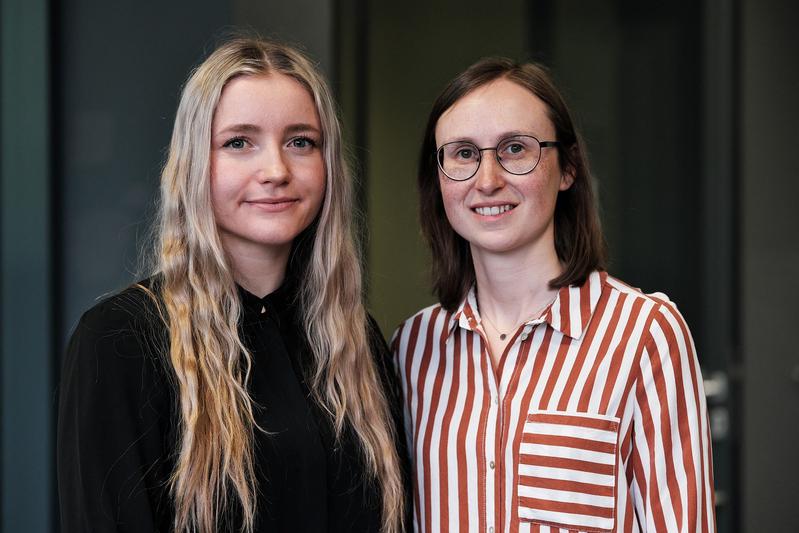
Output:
[418,57,607,310]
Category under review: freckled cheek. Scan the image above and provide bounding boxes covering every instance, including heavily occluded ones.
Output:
[524,168,562,208]
[438,182,470,227]
[527,180,552,202]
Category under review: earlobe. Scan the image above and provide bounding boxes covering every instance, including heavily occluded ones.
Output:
[559,168,575,191]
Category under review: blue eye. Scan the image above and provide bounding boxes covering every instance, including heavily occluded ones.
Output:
[223,137,248,149]
[289,136,317,150]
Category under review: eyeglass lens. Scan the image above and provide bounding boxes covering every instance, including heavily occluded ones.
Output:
[437,135,544,181]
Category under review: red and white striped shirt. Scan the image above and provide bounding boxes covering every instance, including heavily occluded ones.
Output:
[392,271,715,533]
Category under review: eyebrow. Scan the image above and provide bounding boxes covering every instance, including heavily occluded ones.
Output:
[214,122,321,137]
[214,123,261,136]
[284,123,321,136]
[440,130,540,145]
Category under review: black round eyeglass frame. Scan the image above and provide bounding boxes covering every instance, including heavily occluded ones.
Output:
[435,135,560,181]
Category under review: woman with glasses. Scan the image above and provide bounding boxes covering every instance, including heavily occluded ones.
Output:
[392,58,715,532]
[57,38,407,533]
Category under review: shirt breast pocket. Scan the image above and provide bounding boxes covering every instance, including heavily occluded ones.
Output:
[517,410,620,532]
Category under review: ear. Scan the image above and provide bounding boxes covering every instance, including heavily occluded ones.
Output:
[559,165,575,191]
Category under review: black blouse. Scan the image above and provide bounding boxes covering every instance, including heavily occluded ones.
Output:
[56,278,409,532]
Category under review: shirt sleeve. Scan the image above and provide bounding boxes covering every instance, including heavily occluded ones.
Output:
[631,300,716,532]
[57,293,174,532]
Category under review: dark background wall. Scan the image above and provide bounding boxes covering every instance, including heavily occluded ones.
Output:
[740,0,799,529]
[57,1,231,345]
[57,0,335,350]
[1,1,51,531]
[1,0,797,531]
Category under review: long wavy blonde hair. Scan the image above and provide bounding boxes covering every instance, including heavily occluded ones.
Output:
[153,38,404,532]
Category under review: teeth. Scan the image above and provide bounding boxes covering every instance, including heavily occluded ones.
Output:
[475,204,514,216]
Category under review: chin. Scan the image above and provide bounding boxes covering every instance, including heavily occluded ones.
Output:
[469,239,523,255]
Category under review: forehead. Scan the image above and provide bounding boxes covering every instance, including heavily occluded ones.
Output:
[435,78,554,144]
[213,73,320,127]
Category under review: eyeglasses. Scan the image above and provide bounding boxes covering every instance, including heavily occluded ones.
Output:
[436,135,560,181]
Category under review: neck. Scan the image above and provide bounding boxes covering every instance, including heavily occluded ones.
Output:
[472,241,562,331]
[222,238,291,298]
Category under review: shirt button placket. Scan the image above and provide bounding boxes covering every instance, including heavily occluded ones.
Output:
[484,380,499,533]
[520,324,533,342]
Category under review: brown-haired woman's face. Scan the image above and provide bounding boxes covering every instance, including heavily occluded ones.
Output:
[434,78,573,258]
[210,73,326,261]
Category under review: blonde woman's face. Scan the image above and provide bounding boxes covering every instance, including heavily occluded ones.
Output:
[210,73,326,263]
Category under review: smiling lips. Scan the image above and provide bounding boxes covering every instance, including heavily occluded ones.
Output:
[246,198,299,212]
[473,204,516,216]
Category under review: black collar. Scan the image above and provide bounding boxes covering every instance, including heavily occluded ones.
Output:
[236,277,300,326]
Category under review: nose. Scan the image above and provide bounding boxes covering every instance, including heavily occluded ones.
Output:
[473,152,505,194]
[256,144,290,184]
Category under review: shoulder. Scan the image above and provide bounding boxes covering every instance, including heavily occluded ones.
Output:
[603,273,681,314]
[390,302,452,355]
[76,278,164,337]
[58,281,176,528]
[602,273,693,347]
[603,273,666,303]
[63,278,170,392]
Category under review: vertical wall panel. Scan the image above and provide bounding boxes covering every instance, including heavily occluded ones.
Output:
[57,1,232,346]
[741,0,799,530]
[701,1,738,529]
[1,0,52,531]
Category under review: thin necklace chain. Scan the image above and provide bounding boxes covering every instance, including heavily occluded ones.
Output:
[480,296,557,341]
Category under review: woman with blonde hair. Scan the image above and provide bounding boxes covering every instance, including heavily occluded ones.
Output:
[57,38,407,532]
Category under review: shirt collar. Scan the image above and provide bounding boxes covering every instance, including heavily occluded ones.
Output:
[448,270,606,340]
[450,286,480,334]
[237,278,299,325]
